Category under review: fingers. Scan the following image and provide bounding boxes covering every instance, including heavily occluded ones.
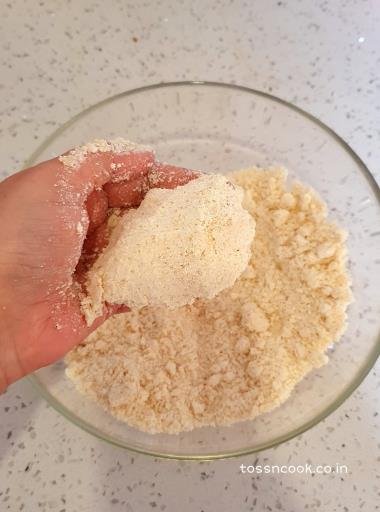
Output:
[55,142,156,235]
[104,176,149,208]
[105,302,130,315]
[55,152,113,203]
[103,163,201,209]
[86,189,109,233]
[56,141,199,213]
[83,222,110,258]
[75,222,110,282]
[148,163,201,189]
[57,146,155,198]
[110,151,155,182]
[103,151,154,207]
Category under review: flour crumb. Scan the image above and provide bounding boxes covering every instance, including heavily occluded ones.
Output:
[82,174,255,324]
[66,167,352,434]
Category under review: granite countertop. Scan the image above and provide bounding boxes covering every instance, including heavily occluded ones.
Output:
[0,1,379,510]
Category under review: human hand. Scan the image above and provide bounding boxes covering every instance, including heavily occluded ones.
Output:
[0,142,197,391]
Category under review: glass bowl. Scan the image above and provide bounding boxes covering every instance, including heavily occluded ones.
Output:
[26,82,380,459]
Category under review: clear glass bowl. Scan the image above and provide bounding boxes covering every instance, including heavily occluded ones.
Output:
[26,82,380,459]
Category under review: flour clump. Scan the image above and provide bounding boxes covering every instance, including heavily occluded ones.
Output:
[82,174,255,323]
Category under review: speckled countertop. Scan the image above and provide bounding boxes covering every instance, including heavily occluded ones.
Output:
[0,1,379,511]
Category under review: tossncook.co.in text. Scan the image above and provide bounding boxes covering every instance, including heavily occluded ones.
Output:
[240,463,349,475]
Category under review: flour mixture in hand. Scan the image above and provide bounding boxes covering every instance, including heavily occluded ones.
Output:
[82,174,255,324]
[67,167,352,434]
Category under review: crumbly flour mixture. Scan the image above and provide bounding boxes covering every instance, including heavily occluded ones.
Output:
[82,174,254,324]
[66,167,351,434]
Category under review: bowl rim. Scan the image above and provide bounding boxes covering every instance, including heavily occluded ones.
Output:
[26,80,380,460]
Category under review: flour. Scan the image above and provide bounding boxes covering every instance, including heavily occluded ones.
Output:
[82,174,255,324]
[66,167,352,434]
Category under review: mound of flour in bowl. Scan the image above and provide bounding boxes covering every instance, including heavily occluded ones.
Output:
[82,173,255,324]
[67,167,352,434]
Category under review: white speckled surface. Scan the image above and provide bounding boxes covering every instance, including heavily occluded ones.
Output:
[0,0,379,510]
